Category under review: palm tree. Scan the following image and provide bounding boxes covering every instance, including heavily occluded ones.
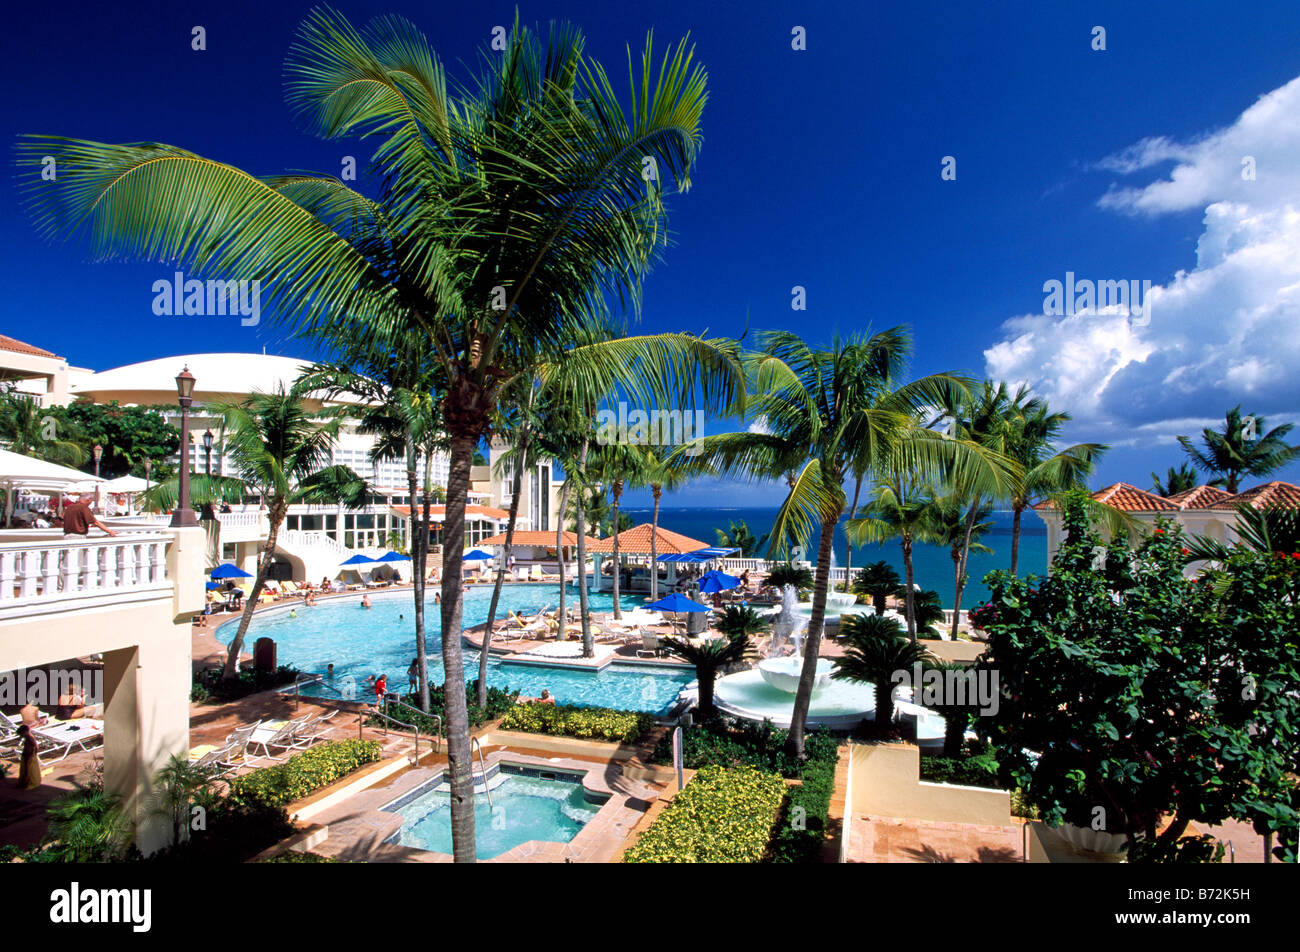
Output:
[1151,463,1199,498]
[42,784,131,862]
[851,561,902,616]
[1183,504,1300,563]
[714,518,769,557]
[922,660,979,757]
[714,604,771,641]
[590,442,648,620]
[766,562,814,597]
[911,589,947,639]
[926,496,993,632]
[849,472,938,641]
[201,388,366,680]
[831,613,933,738]
[662,630,757,717]
[688,328,1007,757]
[0,391,87,465]
[636,444,699,601]
[1178,406,1300,494]
[21,9,733,864]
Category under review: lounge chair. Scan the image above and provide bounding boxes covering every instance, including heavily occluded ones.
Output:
[31,718,104,762]
[247,716,310,759]
[636,633,667,659]
[188,743,235,778]
[216,723,265,771]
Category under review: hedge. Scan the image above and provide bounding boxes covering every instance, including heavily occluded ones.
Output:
[623,765,787,863]
[227,740,382,809]
[767,758,836,862]
[497,704,654,744]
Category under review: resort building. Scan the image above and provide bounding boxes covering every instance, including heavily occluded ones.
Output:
[0,334,90,408]
[1035,480,1300,564]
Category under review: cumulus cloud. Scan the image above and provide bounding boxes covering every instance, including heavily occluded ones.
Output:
[984,75,1300,448]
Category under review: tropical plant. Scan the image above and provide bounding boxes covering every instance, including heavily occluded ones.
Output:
[1183,504,1300,564]
[925,496,993,630]
[714,518,769,557]
[765,562,814,597]
[1151,462,1199,497]
[714,604,771,640]
[689,329,1009,757]
[1178,405,1300,494]
[149,754,221,849]
[831,613,933,737]
[20,8,739,864]
[663,630,757,717]
[911,588,947,639]
[921,660,982,756]
[41,784,132,862]
[0,391,88,467]
[849,472,938,640]
[851,560,902,616]
[638,443,701,600]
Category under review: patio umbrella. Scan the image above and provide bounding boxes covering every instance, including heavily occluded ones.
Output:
[210,563,253,579]
[698,570,741,593]
[463,549,493,561]
[375,551,411,562]
[646,592,712,636]
[339,553,377,566]
[205,581,223,590]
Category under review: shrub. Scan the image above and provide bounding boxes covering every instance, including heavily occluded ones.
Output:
[152,799,297,864]
[498,704,654,744]
[767,758,836,863]
[623,766,787,863]
[650,717,838,779]
[227,740,382,809]
[259,850,338,863]
[191,664,301,703]
[369,681,518,733]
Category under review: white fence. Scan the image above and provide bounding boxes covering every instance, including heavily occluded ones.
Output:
[0,533,171,609]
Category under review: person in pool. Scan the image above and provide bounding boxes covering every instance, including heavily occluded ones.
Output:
[361,594,372,609]
[407,658,419,694]
[326,663,335,678]
[373,674,388,706]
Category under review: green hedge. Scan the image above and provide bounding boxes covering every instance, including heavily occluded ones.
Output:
[768,758,837,863]
[623,765,787,863]
[227,740,382,809]
[498,704,654,744]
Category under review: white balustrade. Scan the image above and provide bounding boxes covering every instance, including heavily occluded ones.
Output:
[0,534,171,609]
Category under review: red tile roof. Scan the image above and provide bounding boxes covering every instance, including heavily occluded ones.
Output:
[1034,482,1179,512]
[588,523,709,555]
[476,530,602,547]
[1218,481,1300,510]
[1165,485,1233,509]
[0,334,60,360]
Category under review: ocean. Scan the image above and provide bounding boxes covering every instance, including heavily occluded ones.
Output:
[620,505,1049,607]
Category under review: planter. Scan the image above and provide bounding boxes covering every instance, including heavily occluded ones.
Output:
[1059,822,1127,857]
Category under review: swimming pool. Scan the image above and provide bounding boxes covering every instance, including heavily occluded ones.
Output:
[214,584,693,714]
[383,763,607,859]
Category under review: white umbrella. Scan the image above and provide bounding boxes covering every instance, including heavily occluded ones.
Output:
[101,474,149,493]
[0,448,104,525]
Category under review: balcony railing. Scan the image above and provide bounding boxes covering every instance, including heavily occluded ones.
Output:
[0,532,172,612]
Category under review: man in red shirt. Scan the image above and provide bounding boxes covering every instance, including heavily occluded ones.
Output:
[61,495,117,537]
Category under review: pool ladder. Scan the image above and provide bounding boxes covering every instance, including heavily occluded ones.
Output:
[471,737,493,807]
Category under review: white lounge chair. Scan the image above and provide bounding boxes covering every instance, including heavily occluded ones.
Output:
[32,718,104,762]
[247,717,309,760]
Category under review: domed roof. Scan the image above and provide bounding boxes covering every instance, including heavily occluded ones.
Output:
[69,353,365,406]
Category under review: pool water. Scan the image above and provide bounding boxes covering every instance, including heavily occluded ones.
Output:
[385,767,606,859]
[215,584,693,714]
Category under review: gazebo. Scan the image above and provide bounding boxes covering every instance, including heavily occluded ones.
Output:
[587,523,711,595]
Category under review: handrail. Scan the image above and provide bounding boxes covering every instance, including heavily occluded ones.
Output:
[363,702,422,763]
[383,697,442,753]
[471,736,492,807]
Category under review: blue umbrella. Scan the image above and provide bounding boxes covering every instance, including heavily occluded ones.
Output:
[658,552,711,563]
[463,549,494,561]
[210,563,253,579]
[339,553,377,566]
[691,547,739,558]
[646,593,711,613]
[699,570,741,593]
[205,581,223,590]
[375,551,411,562]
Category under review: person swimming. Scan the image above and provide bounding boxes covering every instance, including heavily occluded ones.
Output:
[361,594,372,609]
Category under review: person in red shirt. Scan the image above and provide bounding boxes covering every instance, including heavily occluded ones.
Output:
[373,674,388,706]
[61,494,117,537]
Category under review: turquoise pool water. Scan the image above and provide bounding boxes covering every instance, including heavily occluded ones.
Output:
[214,584,693,714]
[385,767,605,859]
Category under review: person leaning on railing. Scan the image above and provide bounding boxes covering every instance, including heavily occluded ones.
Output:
[60,494,117,538]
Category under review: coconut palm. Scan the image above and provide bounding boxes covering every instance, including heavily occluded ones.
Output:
[925,496,993,632]
[922,660,980,757]
[0,391,87,466]
[1178,406,1300,494]
[831,613,933,738]
[589,441,649,619]
[20,8,736,864]
[636,444,700,600]
[1151,463,1199,498]
[849,472,938,641]
[687,329,1010,757]
[662,630,757,717]
[851,561,902,616]
[714,518,770,557]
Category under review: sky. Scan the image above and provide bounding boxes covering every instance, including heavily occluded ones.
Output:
[3,0,1300,507]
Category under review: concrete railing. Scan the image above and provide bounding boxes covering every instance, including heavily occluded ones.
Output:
[0,532,172,611]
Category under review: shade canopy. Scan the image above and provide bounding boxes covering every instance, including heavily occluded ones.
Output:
[205,581,223,590]
[374,550,411,562]
[462,549,494,561]
[698,570,742,593]
[210,563,253,579]
[646,593,712,614]
[657,552,712,564]
[339,553,378,566]
[100,474,150,493]
[692,547,740,558]
[0,448,104,494]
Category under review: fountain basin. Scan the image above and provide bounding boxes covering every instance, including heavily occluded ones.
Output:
[825,591,858,611]
[758,656,834,693]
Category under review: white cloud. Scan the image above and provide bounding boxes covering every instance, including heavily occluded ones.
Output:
[984,75,1300,447]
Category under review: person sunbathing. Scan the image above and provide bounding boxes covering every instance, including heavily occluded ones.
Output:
[56,685,102,720]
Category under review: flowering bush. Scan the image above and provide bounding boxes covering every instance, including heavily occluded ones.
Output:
[498,704,653,744]
[227,740,382,808]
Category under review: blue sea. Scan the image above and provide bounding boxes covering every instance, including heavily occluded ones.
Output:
[622,506,1048,606]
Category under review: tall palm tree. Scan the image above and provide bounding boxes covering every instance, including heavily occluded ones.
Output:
[635,444,699,601]
[831,613,933,738]
[20,9,736,864]
[925,495,993,633]
[851,560,902,616]
[1178,406,1300,494]
[589,442,648,620]
[211,388,366,680]
[662,629,757,717]
[849,472,937,641]
[1151,463,1199,498]
[688,328,1008,757]
[0,391,87,465]
[714,518,770,557]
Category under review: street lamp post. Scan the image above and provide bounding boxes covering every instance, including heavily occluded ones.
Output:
[203,429,214,476]
[92,443,103,512]
[143,458,152,514]
[170,366,199,527]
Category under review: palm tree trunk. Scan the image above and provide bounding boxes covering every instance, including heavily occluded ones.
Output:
[650,485,662,601]
[950,499,981,639]
[786,511,839,758]
[439,433,477,863]
[555,477,571,641]
[407,447,430,712]
[698,661,717,717]
[902,536,917,642]
[223,505,283,680]
[574,439,594,658]
[479,435,526,707]
[842,474,863,593]
[875,678,894,737]
[943,712,967,758]
[611,480,623,620]
[1010,503,1024,575]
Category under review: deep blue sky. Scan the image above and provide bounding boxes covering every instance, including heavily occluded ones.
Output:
[5,0,1300,506]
